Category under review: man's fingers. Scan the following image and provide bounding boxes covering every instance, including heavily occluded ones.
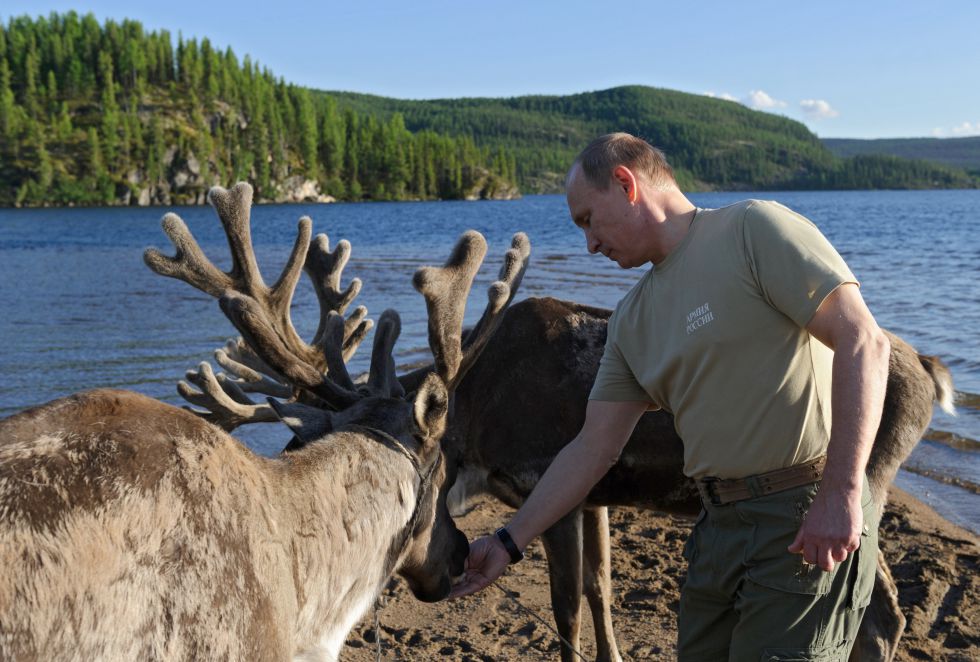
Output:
[787,528,805,554]
[449,572,488,599]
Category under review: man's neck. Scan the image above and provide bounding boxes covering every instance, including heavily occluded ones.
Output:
[646,192,697,265]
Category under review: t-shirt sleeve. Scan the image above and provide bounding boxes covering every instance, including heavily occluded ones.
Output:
[589,310,653,403]
[740,201,858,328]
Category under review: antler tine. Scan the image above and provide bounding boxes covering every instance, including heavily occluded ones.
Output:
[306,234,363,343]
[454,232,531,388]
[342,306,373,363]
[220,293,360,409]
[269,216,316,324]
[178,361,279,430]
[222,337,288,386]
[412,230,488,385]
[214,347,293,399]
[205,183,265,293]
[318,313,356,392]
[143,213,233,297]
[366,310,405,398]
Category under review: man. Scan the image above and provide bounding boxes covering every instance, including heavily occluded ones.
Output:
[449,133,891,660]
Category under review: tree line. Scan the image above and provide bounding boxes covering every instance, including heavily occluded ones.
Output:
[328,86,979,192]
[0,12,517,206]
[1,12,975,207]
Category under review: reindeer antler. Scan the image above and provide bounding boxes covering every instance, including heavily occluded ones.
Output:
[413,231,531,390]
[145,183,371,419]
[146,182,531,432]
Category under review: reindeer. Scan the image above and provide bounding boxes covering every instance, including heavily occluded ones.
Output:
[0,183,530,661]
[442,296,955,662]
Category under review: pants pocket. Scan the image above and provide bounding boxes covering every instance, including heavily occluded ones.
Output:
[761,641,849,661]
[737,487,836,596]
[847,489,879,611]
[682,509,707,562]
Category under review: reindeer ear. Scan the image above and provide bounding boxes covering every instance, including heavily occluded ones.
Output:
[413,373,449,443]
[268,399,335,443]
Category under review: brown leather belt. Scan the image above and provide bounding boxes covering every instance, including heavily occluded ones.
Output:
[696,456,826,506]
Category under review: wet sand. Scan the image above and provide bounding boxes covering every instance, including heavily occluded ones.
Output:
[344,488,978,661]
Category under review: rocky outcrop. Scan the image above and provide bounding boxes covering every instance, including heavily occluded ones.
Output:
[270,176,336,204]
[463,168,522,201]
[116,153,335,207]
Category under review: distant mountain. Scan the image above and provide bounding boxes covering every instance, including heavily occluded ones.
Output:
[823,137,980,173]
[323,87,979,193]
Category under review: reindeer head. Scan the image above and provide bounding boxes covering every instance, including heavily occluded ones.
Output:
[145,182,529,602]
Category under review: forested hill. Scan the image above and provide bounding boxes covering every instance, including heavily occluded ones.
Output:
[325,87,979,192]
[823,136,980,173]
[0,12,517,206]
[1,13,977,208]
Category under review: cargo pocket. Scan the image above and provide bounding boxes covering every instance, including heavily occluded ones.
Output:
[682,509,706,562]
[846,490,879,611]
[761,639,850,661]
[738,486,837,596]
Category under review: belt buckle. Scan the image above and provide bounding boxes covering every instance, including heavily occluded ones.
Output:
[700,477,722,506]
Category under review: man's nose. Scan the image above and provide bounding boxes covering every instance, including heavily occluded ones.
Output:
[585,229,599,254]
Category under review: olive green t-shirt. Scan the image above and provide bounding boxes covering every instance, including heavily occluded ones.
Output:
[589,200,856,479]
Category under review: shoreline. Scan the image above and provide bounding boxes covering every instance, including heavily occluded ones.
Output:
[344,487,979,661]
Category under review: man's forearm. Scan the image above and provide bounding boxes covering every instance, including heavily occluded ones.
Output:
[504,399,649,550]
[506,433,618,550]
[821,327,890,497]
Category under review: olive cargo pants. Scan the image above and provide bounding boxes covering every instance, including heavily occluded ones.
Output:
[677,478,879,661]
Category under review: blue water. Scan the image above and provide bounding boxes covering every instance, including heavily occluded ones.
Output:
[1,191,978,532]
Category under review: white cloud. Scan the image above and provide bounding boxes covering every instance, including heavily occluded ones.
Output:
[746,90,787,110]
[931,122,980,138]
[799,99,840,120]
[704,91,738,102]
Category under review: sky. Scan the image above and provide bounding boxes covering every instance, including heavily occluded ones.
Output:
[4,0,979,139]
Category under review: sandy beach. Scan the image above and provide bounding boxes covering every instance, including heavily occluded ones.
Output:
[344,488,978,661]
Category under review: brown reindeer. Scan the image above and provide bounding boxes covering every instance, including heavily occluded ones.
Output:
[0,183,530,661]
[441,296,954,662]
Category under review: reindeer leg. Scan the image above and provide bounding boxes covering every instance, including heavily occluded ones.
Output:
[849,550,904,662]
[583,506,623,662]
[540,507,585,662]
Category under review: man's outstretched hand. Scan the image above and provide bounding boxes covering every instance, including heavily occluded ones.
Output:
[448,534,511,598]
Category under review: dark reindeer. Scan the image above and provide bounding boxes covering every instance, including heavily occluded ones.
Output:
[442,296,954,662]
[0,183,530,661]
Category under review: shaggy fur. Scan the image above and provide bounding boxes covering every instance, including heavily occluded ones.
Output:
[0,389,466,661]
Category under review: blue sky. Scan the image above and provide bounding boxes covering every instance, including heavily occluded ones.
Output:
[4,0,979,139]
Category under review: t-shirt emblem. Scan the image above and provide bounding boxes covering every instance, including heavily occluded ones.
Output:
[686,302,715,335]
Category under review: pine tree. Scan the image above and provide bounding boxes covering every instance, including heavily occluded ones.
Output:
[296,89,318,179]
[98,50,120,169]
[0,59,16,138]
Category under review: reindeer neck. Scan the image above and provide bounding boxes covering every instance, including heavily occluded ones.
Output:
[272,431,420,657]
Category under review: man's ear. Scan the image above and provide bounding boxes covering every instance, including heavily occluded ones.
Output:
[612,165,638,203]
[413,373,449,445]
[268,398,335,443]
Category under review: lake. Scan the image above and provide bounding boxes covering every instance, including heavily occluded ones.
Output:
[1,190,977,532]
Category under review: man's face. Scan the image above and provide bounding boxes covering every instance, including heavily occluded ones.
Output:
[565,166,645,269]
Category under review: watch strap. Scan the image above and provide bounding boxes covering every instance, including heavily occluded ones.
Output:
[494,527,524,564]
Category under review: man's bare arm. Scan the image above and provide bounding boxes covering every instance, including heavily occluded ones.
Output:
[789,282,890,571]
[450,399,648,598]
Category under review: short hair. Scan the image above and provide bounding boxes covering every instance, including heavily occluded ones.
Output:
[570,133,676,191]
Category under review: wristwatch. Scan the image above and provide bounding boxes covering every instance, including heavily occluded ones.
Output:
[494,527,525,564]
